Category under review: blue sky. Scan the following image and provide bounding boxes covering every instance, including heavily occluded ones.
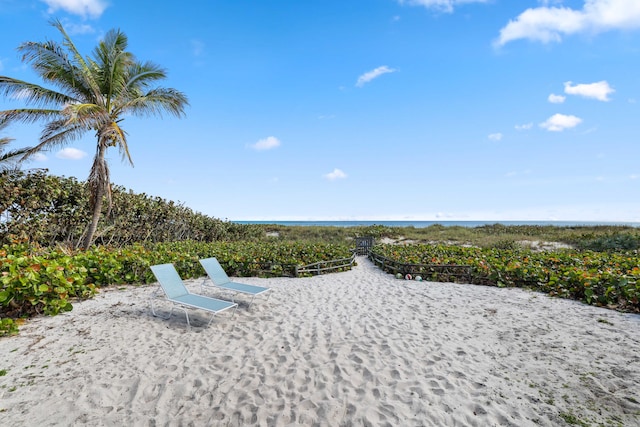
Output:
[1,0,639,222]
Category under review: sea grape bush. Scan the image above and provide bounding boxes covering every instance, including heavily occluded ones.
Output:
[0,170,262,247]
[371,244,640,312]
[0,247,97,336]
[1,241,353,334]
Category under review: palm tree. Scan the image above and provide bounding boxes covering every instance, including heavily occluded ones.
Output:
[0,119,31,172]
[0,20,188,249]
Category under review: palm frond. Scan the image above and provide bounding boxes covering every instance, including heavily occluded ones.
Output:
[0,124,31,171]
[125,62,168,89]
[0,76,76,108]
[0,108,63,125]
[17,40,92,102]
[49,19,103,100]
[0,146,31,163]
[63,102,108,129]
[0,116,11,132]
[120,88,189,118]
[91,28,133,108]
[0,120,15,148]
[17,121,88,160]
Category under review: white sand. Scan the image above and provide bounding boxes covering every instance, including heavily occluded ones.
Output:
[1,256,639,426]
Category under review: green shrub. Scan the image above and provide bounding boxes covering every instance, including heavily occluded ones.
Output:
[486,239,518,251]
[577,234,640,252]
[0,170,260,247]
[0,249,96,318]
[371,244,640,312]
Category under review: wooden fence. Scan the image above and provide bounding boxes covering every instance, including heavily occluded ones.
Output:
[295,252,357,276]
[368,251,472,283]
[227,252,357,277]
[243,251,471,281]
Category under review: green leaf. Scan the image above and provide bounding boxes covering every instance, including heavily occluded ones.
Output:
[0,290,11,303]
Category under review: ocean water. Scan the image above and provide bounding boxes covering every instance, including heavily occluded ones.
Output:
[234,220,640,228]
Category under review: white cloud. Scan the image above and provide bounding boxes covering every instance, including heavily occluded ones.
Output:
[251,136,281,151]
[324,168,347,181]
[540,113,582,131]
[33,153,48,162]
[515,122,533,131]
[41,0,108,18]
[488,133,503,141]
[65,22,96,35]
[397,0,489,13]
[495,0,640,46]
[56,147,87,159]
[548,93,566,103]
[564,80,614,101]
[356,66,397,87]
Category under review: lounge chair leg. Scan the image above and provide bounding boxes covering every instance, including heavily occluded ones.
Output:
[206,313,217,327]
[231,304,238,318]
[150,298,174,320]
[175,306,191,327]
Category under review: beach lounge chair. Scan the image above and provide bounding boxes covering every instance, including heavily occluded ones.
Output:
[199,257,271,308]
[150,263,237,327]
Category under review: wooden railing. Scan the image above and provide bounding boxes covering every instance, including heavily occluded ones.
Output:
[295,252,356,276]
[368,251,472,283]
[225,252,357,277]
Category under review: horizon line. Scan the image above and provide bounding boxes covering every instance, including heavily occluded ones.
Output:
[230,218,640,224]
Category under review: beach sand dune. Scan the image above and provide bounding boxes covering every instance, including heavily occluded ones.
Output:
[1,257,639,426]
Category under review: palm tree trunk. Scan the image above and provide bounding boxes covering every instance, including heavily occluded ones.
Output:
[82,186,104,250]
[82,142,110,250]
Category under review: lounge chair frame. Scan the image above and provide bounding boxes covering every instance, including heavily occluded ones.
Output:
[150,263,237,327]
[199,257,271,308]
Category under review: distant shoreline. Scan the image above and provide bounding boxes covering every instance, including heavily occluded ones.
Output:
[233,220,640,228]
